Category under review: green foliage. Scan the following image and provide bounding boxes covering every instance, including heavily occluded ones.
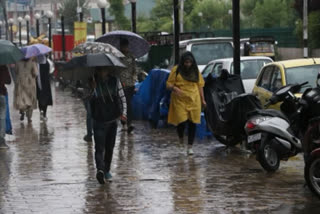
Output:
[251,0,297,28]
[296,11,320,49]
[186,0,232,31]
[109,0,130,30]
[59,0,88,33]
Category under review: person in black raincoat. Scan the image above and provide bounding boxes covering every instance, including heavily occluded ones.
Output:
[36,55,53,120]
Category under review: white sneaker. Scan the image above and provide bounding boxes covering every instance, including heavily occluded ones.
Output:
[187,147,194,155]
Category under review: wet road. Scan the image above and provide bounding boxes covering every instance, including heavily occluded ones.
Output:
[1,84,320,214]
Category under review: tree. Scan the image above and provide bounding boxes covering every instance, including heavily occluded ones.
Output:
[59,0,89,33]
[109,0,130,30]
[186,0,232,31]
[251,0,297,28]
[0,0,8,39]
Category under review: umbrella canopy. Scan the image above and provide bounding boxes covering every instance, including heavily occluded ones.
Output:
[96,30,150,58]
[0,40,24,65]
[66,53,126,68]
[21,44,52,59]
[72,42,125,58]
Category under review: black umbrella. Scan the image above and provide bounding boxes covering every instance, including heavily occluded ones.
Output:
[62,53,126,82]
[66,53,126,68]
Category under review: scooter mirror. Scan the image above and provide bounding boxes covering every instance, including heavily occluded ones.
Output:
[317,72,320,88]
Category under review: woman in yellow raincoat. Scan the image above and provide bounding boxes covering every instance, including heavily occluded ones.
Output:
[166,51,206,155]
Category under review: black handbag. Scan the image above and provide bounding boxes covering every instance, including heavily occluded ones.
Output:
[90,80,121,122]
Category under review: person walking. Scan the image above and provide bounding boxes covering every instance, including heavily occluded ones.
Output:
[13,57,38,123]
[0,65,11,149]
[166,51,206,155]
[82,77,94,142]
[119,38,137,134]
[91,67,127,184]
[36,55,53,121]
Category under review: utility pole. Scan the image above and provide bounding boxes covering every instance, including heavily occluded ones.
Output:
[232,0,240,76]
[303,0,308,58]
[180,0,184,33]
[173,0,180,65]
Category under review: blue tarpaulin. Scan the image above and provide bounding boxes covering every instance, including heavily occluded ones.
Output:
[132,69,171,127]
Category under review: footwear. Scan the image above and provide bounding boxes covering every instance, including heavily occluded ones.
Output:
[187,146,194,155]
[178,138,184,147]
[0,141,9,149]
[127,126,134,134]
[105,172,113,182]
[83,135,92,142]
[96,170,105,184]
[20,112,24,121]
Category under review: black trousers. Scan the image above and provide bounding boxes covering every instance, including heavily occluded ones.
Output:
[177,120,196,145]
[123,86,135,127]
[93,121,118,173]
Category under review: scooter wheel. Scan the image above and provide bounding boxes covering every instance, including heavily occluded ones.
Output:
[257,138,280,172]
[304,155,320,198]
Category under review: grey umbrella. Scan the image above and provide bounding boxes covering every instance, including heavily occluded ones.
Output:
[96,30,150,58]
[72,42,125,58]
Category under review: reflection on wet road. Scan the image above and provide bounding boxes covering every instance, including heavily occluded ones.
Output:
[0,85,320,214]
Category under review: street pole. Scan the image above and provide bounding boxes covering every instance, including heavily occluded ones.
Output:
[232,0,240,76]
[101,8,106,35]
[18,21,22,46]
[0,21,2,40]
[61,16,66,61]
[36,19,39,37]
[303,0,308,58]
[173,0,180,65]
[131,1,136,33]
[180,0,184,33]
[10,23,13,42]
[25,15,30,45]
[48,17,52,48]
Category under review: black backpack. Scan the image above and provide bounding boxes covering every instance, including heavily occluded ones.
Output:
[90,77,122,122]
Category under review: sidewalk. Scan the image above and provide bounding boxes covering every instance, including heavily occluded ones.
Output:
[0,85,320,214]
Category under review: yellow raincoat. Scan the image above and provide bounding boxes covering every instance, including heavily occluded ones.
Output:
[166,66,204,126]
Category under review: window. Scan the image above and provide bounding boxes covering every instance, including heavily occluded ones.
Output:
[270,66,282,92]
[202,63,214,78]
[257,66,274,90]
[286,65,320,92]
[231,59,272,79]
[191,42,233,65]
[212,63,223,77]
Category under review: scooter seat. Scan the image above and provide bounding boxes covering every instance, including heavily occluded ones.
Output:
[256,109,290,123]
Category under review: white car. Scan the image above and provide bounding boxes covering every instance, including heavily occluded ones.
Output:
[170,37,234,72]
[202,56,273,93]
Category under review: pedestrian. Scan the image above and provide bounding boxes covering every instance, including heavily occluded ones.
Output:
[119,38,137,134]
[166,51,206,155]
[36,55,53,121]
[83,77,94,142]
[13,57,38,123]
[90,66,127,184]
[0,65,11,149]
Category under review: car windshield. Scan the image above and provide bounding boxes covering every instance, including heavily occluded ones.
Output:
[250,42,274,53]
[231,59,272,79]
[191,42,233,65]
[286,65,320,91]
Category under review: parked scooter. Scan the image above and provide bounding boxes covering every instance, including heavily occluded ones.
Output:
[245,81,310,172]
[302,75,320,198]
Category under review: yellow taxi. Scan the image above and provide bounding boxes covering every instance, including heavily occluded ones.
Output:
[252,58,320,109]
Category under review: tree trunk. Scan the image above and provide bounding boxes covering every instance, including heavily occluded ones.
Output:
[0,0,9,40]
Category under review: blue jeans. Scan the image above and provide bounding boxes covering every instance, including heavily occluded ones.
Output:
[0,95,6,143]
[93,121,118,173]
[84,100,93,137]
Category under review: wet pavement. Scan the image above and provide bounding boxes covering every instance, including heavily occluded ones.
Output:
[1,84,320,214]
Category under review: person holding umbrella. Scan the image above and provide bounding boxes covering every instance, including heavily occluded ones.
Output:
[13,57,39,123]
[96,31,150,134]
[119,38,137,134]
[0,65,11,149]
[91,66,127,184]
